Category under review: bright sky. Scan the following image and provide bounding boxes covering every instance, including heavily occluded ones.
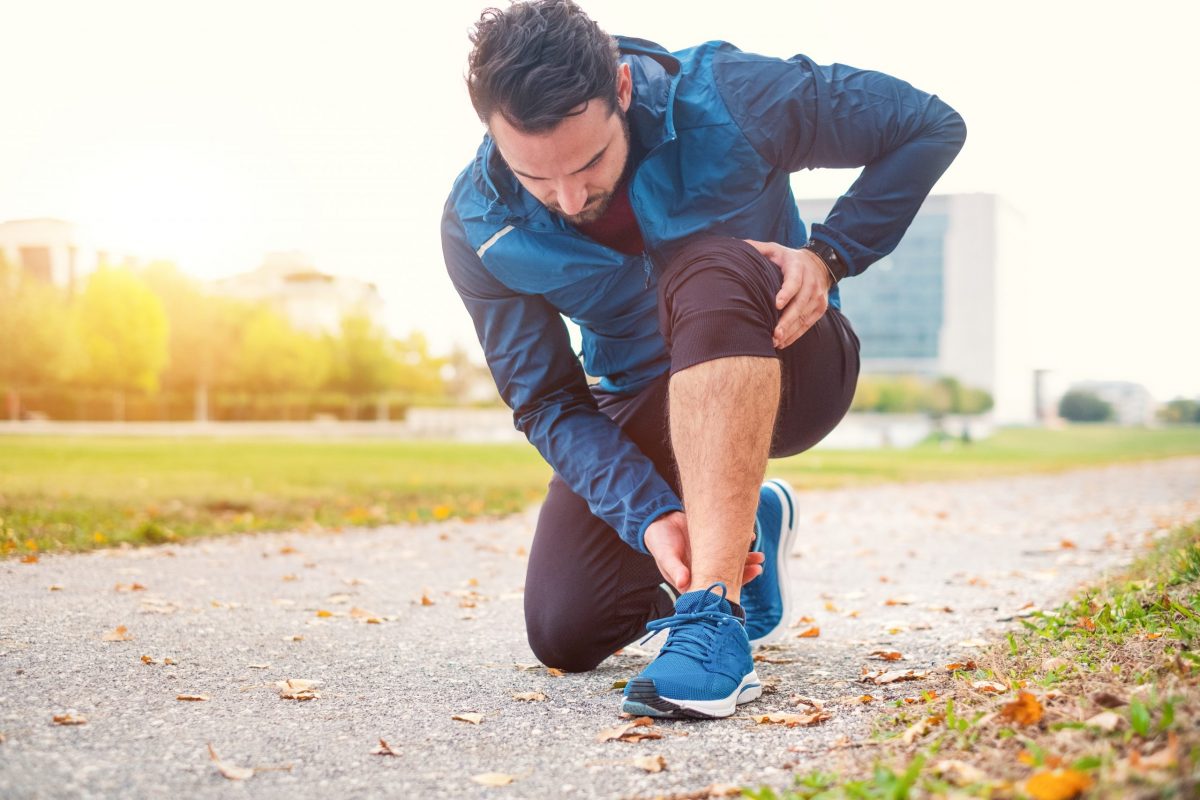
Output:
[2,1,1197,400]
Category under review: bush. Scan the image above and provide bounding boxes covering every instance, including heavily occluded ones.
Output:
[1058,390,1113,422]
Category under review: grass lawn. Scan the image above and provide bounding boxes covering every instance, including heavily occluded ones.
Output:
[746,515,1200,799]
[2,424,1199,556]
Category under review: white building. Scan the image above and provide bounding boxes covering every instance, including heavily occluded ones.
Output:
[208,251,386,336]
[1068,380,1159,426]
[0,218,136,292]
[796,193,1034,424]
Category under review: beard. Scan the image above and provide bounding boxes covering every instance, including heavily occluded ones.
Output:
[548,108,632,226]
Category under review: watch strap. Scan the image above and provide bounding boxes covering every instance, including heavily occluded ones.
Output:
[801,240,849,285]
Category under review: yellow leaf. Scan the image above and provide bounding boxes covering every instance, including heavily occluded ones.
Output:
[315,609,333,618]
[208,743,254,781]
[20,554,38,564]
[453,712,484,724]
[797,626,820,638]
[999,691,1044,726]
[103,625,133,642]
[634,754,667,773]
[1025,769,1092,800]
[432,505,452,521]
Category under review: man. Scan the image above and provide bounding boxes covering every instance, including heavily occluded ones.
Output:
[441,0,965,719]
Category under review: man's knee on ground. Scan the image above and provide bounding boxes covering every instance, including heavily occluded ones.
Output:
[525,604,612,673]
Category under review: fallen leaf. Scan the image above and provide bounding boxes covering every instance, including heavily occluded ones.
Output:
[824,601,840,612]
[933,759,988,786]
[453,712,483,724]
[420,594,435,606]
[208,743,254,781]
[999,691,1044,725]
[49,584,63,591]
[972,680,1007,694]
[1085,711,1122,732]
[611,680,628,690]
[52,714,86,725]
[865,669,928,685]
[276,679,320,700]
[114,582,147,592]
[945,660,977,671]
[957,638,988,648]
[471,773,514,786]
[512,692,546,702]
[796,626,820,638]
[1025,768,1092,800]
[371,739,399,756]
[176,694,210,702]
[315,609,333,618]
[103,625,133,642]
[869,650,904,661]
[750,711,830,727]
[753,654,797,664]
[140,655,156,665]
[633,754,667,773]
[790,695,824,710]
[20,555,38,564]
[1059,539,1077,549]
[281,574,299,582]
[884,595,916,606]
[857,695,875,704]
[596,717,661,743]
[901,717,938,744]
[1077,617,1096,632]
[247,663,270,670]
[1041,657,1072,672]
[546,667,565,677]
[279,545,298,554]
[1144,631,1163,640]
[1130,731,1179,771]
[283,635,304,642]
[1090,691,1127,708]
[163,657,175,665]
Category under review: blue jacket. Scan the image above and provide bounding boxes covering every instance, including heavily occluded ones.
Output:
[441,36,965,553]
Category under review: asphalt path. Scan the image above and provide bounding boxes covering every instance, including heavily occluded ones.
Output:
[2,458,1199,799]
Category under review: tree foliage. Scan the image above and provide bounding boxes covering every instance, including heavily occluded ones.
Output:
[1058,389,1114,423]
[851,374,993,415]
[68,265,169,395]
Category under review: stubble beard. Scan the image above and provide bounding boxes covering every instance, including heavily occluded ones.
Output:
[551,109,632,226]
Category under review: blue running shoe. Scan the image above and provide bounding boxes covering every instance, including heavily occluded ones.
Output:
[621,583,761,719]
[742,478,799,647]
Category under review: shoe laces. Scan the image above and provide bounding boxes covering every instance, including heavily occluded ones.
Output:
[638,583,732,660]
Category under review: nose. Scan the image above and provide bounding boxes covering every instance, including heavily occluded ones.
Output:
[555,180,589,216]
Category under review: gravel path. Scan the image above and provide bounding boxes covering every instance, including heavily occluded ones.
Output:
[2,458,1199,800]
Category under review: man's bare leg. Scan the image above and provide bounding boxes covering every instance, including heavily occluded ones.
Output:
[670,354,780,604]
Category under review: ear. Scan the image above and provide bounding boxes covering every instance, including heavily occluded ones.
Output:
[616,62,632,113]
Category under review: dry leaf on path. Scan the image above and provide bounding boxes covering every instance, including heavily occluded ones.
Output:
[971,680,1008,694]
[869,650,904,661]
[419,594,435,606]
[1025,768,1092,800]
[370,739,399,756]
[315,609,333,618]
[754,654,797,664]
[750,711,830,727]
[1090,690,1127,708]
[52,714,86,725]
[20,555,38,564]
[944,660,977,671]
[546,667,565,677]
[999,691,1043,725]
[790,615,816,627]
[596,717,658,743]
[901,717,939,745]
[512,692,546,702]
[247,663,270,670]
[276,679,320,700]
[932,759,988,786]
[472,773,515,786]
[176,694,209,702]
[883,595,916,606]
[864,669,927,685]
[796,626,820,638]
[102,625,133,642]
[634,754,667,773]
[453,713,484,724]
[956,638,988,648]
[208,743,254,781]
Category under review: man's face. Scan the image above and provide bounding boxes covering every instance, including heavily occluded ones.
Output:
[489,63,633,226]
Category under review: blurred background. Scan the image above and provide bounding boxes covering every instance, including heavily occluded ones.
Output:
[2,1,1198,554]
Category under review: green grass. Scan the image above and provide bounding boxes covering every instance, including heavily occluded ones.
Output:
[746,517,1200,799]
[2,424,1199,555]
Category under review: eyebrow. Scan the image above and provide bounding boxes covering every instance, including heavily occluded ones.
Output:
[510,145,609,181]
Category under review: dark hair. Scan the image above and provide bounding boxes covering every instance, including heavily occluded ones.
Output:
[467,0,620,133]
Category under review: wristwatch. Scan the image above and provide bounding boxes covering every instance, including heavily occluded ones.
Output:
[801,240,849,287]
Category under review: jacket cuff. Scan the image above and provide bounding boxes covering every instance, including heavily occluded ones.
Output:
[633,499,685,555]
[808,226,860,278]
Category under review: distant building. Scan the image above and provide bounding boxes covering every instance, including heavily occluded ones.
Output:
[0,218,136,293]
[208,251,386,335]
[796,193,1034,423]
[1068,380,1159,426]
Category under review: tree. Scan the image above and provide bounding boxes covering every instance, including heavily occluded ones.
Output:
[0,254,70,419]
[1159,397,1200,424]
[227,307,330,418]
[140,261,246,420]
[391,331,447,403]
[1058,390,1113,423]
[325,314,397,419]
[67,265,169,420]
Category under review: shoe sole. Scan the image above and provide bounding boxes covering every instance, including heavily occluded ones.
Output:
[749,479,799,648]
[621,670,763,719]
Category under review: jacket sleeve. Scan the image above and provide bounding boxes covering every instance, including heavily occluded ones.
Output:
[714,50,967,276]
[441,202,683,553]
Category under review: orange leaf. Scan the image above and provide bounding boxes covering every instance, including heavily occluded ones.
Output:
[420,594,435,606]
[315,609,333,618]
[797,626,820,638]
[20,555,38,564]
[103,625,133,642]
[870,650,903,661]
[1025,769,1092,800]
[546,667,565,677]
[999,691,1044,725]
[1077,617,1096,632]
